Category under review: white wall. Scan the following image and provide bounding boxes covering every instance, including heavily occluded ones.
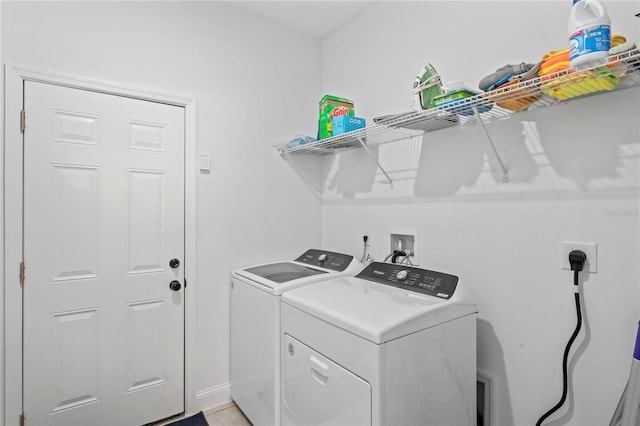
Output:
[1,0,322,413]
[319,1,640,425]
[4,1,640,424]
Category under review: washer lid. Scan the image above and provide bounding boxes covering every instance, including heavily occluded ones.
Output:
[232,249,360,295]
[281,272,477,344]
[233,261,328,294]
[243,262,327,284]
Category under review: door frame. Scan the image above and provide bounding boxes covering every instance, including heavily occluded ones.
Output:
[2,65,199,426]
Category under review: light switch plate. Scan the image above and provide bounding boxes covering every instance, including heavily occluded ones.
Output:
[198,154,210,171]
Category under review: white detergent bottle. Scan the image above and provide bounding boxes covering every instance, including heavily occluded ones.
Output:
[569,0,611,68]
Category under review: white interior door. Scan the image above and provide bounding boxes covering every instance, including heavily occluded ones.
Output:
[23,81,185,426]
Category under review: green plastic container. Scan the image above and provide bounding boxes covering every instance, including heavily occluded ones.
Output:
[434,89,493,116]
[433,88,476,103]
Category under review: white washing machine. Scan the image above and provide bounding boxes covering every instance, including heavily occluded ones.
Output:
[280,261,478,426]
[230,249,361,426]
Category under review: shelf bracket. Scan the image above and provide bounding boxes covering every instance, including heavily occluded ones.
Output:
[472,105,509,183]
[279,151,324,197]
[357,137,393,186]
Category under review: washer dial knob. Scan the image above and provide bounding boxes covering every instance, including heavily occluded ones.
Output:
[397,270,409,281]
[318,253,327,262]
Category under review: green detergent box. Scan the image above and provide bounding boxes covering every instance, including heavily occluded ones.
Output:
[319,95,354,139]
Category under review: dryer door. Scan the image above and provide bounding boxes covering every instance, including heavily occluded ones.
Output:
[283,334,371,425]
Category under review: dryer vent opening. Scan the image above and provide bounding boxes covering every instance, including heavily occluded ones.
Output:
[477,373,493,426]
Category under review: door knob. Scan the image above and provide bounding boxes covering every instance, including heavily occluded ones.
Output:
[169,280,182,291]
[169,258,180,269]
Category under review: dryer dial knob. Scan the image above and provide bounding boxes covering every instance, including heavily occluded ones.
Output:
[397,270,409,281]
[318,254,327,262]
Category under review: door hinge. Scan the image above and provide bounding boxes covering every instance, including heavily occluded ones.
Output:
[20,413,25,426]
[20,262,26,287]
[20,109,26,133]
[184,278,187,288]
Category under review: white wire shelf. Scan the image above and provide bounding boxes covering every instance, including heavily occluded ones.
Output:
[275,48,640,156]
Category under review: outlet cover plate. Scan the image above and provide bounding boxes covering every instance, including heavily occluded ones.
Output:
[389,227,419,266]
[561,241,597,273]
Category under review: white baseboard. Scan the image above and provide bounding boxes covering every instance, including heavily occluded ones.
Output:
[194,382,232,414]
[202,400,236,416]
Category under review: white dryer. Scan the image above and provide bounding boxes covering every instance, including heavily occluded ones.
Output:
[230,249,361,426]
[280,261,478,426]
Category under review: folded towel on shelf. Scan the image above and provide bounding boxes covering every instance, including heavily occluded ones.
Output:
[519,61,542,80]
[610,35,629,51]
[541,48,570,63]
[480,34,631,108]
[482,61,542,112]
[490,79,542,112]
[478,62,535,91]
[286,135,316,148]
[481,62,541,91]
[609,41,637,55]
[538,35,627,76]
[537,36,627,100]
[540,68,619,100]
[539,49,570,76]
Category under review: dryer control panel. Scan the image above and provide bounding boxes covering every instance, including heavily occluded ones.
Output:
[295,249,354,272]
[356,262,458,299]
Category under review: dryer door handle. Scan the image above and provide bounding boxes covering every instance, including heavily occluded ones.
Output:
[309,356,330,382]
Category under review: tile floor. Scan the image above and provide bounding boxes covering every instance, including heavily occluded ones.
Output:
[205,404,252,426]
[159,404,251,426]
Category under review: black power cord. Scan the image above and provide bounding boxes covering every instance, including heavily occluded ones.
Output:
[360,235,370,264]
[536,250,587,426]
[391,250,408,264]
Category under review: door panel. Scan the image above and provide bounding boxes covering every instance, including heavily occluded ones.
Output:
[127,169,166,274]
[51,308,101,413]
[23,81,185,426]
[51,164,101,281]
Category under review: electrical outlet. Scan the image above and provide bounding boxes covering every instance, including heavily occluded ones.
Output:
[561,241,597,272]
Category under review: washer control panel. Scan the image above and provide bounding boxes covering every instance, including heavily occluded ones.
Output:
[355,262,458,299]
[295,249,354,272]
